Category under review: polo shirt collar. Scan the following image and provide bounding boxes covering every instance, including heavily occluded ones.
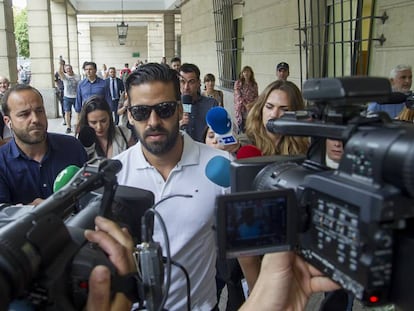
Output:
[134,131,200,170]
[9,133,53,161]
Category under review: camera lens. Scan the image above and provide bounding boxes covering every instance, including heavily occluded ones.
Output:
[344,126,414,198]
[253,161,315,191]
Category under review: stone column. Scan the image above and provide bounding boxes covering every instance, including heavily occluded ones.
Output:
[77,20,91,73]
[50,0,68,70]
[147,21,163,62]
[67,11,79,72]
[163,13,175,61]
[27,0,58,118]
[0,0,18,84]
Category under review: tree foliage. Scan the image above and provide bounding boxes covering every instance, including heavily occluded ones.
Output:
[14,8,30,58]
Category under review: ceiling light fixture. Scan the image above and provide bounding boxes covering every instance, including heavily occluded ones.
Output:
[117,0,128,45]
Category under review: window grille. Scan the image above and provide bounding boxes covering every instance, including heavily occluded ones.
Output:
[212,0,243,90]
[296,0,387,86]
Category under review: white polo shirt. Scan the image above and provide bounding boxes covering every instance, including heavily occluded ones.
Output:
[114,132,229,310]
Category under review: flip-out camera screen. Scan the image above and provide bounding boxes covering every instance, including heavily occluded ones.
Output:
[216,189,297,258]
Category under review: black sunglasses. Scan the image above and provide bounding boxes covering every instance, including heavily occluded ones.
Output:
[128,101,178,121]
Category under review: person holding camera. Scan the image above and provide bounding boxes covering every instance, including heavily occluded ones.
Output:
[58,58,81,133]
[84,217,340,311]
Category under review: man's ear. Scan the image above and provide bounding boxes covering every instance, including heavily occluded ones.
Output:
[127,109,134,125]
[3,116,11,129]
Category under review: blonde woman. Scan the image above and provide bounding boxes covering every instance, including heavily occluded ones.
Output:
[397,106,414,122]
[245,80,309,156]
[239,80,309,293]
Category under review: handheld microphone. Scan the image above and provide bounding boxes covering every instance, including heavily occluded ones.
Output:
[236,145,262,159]
[206,107,237,145]
[205,155,231,187]
[78,126,96,159]
[139,241,164,311]
[181,94,193,113]
[53,165,81,192]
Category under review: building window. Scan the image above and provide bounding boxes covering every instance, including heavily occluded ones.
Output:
[297,0,379,85]
[212,0,243,90]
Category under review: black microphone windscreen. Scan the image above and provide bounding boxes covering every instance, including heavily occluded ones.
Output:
[377,92,408,105]
[182,94,193,105]
[78,126,96,147]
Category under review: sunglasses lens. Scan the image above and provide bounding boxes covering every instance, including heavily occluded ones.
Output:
[130,106,151,121]
[156,102,177,118]
[129,102,177,121]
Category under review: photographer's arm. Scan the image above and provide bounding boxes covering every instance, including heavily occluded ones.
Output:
[85,216,136,311]
[238,255,261,292]
[240,252,340,311]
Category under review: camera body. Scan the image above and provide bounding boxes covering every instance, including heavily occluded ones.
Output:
[0,159,155,310]
[215,77,414,309]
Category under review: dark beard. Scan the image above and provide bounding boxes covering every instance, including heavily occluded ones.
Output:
[138,121,180,155]
[13,127,47,145]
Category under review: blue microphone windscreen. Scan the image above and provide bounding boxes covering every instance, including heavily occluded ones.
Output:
[205,155,231,187]
[206,107,232,135]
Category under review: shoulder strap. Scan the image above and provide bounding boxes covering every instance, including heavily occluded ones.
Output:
[118,126,128,147]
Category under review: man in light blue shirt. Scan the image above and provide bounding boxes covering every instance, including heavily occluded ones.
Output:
[75,61,112,114]
[367,64,412,118]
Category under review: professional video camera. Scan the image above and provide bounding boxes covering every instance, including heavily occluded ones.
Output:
[0,158,162,311]
[215,76,414,310]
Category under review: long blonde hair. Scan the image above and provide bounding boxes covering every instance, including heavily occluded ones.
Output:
[245,80,309,156]
[397,107,414,122]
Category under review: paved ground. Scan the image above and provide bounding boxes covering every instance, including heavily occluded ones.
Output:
[48,116,76,136]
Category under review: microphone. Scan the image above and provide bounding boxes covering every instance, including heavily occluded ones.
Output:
[53,165,81,192]
[181,94,193,113]
[205,107,237,145]
[236,145,262,159]
[139,241,164,311]
[78,126,96,159]
[205,155,231,187]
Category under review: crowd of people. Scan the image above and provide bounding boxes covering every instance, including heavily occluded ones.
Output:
[0,58,412,311]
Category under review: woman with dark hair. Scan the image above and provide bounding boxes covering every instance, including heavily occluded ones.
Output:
[76,95,133,158]
[202,73,224,107]
[233,66,258,132]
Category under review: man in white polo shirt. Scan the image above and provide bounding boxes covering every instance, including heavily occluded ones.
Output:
[114,63,230,310]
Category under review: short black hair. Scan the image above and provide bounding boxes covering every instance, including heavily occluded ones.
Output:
[171,57,181,64]
[83,62,97,70]
[180,63,201,80]
[1,84,43,116]
[125,63,181,101]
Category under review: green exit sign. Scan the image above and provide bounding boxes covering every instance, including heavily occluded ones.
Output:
[132,52,140,58]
